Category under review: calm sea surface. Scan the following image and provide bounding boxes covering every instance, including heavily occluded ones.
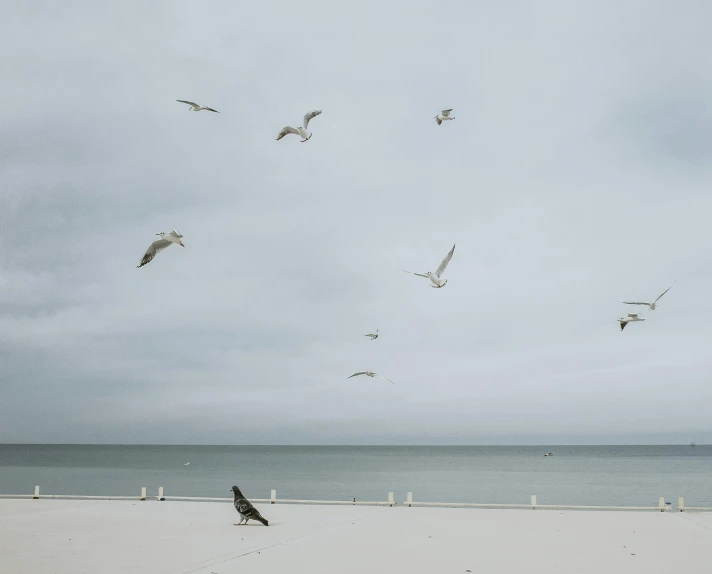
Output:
[1,445,710,507]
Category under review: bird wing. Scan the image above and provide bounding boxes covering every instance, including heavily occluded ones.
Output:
[348,372,367,378]
[435,116,442,125]
[235,498,256,515]
[276,126,300,140]
[177,100,198,107]
[441,109,453,116]
[653,284,674,304]
[435,244,456,277]
[620,321,627,331]
[364,333,375,338]
[377,374,395,384]
[236,499,267,523]
[303,110,322,129]
[137,239,172,268]
[169,228,183,238]
[628,313,639,318]
[622,301,650,306]
[403,270,429,278]
[203,107,220,113]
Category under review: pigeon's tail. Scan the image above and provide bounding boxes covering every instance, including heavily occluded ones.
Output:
[253,511,269,526]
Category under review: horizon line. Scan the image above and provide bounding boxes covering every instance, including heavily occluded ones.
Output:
[0,443,707,447]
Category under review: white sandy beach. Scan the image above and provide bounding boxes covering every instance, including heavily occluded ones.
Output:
[1,499,711,573]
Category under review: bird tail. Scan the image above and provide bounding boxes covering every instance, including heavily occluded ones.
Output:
[254,512,269,526]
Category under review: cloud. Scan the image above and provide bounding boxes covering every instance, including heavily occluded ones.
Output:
[1,0,712,444]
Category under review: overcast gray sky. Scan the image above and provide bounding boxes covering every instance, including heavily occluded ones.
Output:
[1,0,711,444]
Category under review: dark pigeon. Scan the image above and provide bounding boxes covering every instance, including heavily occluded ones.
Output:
[231,486,269,526]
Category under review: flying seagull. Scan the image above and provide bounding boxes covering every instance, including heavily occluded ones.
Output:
[364,328,379,340]
[347,371,394,384]
[176,100,220,113]
[276,110,322,142]
[435,109,455,125]
[619,313,645,331]
[623,282,675,311]
[231,486,268,526]
[184,462,190,466]
[137,228,185,268]
[404,244,456,288]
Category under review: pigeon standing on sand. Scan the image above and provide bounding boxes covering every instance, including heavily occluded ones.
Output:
[231,486,269,526]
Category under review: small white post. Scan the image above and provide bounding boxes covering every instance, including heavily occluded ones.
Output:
[140,487,146,501]
[158,486,165,501]
[270,489,276,504]
[406,492,412,507]
[678,496,685,512]
[531,495,537,510]
[388,492,394,507]
[658,497,665,511]
[33,485,40,499]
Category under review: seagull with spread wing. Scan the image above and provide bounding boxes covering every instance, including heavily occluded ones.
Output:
[364,328,379,340]
[435,109,455,125]
[276,110,322,142]
[176,100,220,113]
[619,313,645,331]
[137,228,185,268]
[404,244,456,288]
[347,371,394,384]
[623,282,675,311]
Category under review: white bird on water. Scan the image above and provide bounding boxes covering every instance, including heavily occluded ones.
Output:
[137,228,185,268]
[176,100,220,113]
[364,328,379,340]
[347,371,394,384]
[184,462,190,466]
[404,244,456,288]
[623,282,675,311]
[619,313,645,331]
[435,109,455,125]
[276,110,322,142]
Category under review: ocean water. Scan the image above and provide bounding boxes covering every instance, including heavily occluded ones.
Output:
[1,445,710,507]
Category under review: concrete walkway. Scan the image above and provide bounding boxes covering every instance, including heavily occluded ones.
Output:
[1,499,710,573]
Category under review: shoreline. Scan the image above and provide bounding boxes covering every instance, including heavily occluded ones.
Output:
[6,486,711,512]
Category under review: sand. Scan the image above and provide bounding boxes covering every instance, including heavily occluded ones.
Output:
[1,499,711,573]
